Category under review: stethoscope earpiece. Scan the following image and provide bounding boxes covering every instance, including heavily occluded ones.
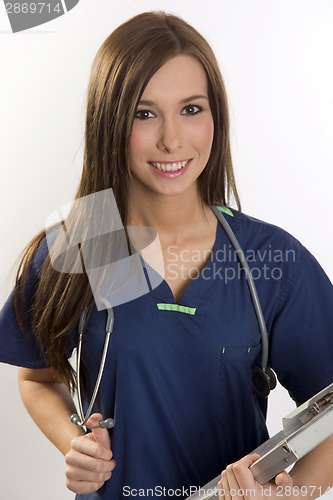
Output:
[70,413,82,426]
[97,418,115,429]
[70,413,115,429]
[251,366,277,398]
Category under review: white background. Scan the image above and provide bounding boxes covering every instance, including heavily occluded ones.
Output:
[0,0,332,498]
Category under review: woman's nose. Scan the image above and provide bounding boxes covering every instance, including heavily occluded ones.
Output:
[157,118,183,153]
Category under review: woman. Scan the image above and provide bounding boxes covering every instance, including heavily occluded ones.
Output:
[1,11,333,500]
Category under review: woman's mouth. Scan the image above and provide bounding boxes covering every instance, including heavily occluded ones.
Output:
[148,159,190,172]
[147,159,192,178]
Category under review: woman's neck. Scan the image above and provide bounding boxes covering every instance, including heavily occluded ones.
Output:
[127,188,215,242]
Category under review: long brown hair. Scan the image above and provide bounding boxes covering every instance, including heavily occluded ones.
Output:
[15,11,241,390]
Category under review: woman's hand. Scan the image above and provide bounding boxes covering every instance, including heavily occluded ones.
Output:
[218,454,293,500]
[65,413,116,494]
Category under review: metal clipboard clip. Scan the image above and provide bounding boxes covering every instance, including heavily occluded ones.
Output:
[186,383,333,499]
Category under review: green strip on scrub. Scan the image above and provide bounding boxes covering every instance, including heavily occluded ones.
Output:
[156,304,196,315]
[216,206,234,217]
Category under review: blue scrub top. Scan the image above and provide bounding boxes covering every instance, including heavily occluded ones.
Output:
[1,209,333,500]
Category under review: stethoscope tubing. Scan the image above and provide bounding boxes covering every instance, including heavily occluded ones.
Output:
[73,298,114,429]
[211,206,269,369]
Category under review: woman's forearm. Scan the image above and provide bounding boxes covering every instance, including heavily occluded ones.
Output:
[289,435,333,499]
[18,367,84,455]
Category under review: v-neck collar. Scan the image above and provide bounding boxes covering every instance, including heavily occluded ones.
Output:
[148,220,224,309]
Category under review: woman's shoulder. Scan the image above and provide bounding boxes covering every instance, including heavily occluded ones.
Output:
[30,225,60,276]
[223,207,305,254]
[215,207,316,289]
[219,207,332,292]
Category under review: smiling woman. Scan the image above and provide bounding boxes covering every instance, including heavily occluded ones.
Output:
[0,10,333,500]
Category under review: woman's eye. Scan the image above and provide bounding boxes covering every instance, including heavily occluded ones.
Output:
[181,105,202,115]
[135,110,154,120]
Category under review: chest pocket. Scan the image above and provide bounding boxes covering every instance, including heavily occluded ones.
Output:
[216,344,266,429]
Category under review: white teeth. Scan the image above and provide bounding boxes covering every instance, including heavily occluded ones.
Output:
[150,160,189,172]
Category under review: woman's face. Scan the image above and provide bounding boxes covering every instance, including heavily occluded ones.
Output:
[129,55,214,199]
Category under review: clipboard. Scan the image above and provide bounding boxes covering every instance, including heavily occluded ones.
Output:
[186,383,333,499]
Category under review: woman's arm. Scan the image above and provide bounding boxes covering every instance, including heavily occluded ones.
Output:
[18,367,82,454]
[218,437,333,500]
[18,367,116,494]
[290,435,333,497]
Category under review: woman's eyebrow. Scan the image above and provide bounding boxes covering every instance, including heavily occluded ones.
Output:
[181,95,209,104]
[138,95,209,106]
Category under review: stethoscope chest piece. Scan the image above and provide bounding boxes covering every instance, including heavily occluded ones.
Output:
[252,366,277,398]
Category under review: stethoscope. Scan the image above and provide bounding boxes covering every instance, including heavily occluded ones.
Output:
[70,297,116,430]
[70,206,277,431]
